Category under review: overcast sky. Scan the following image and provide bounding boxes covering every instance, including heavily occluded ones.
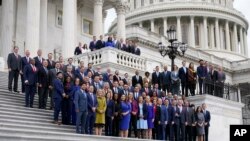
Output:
[104,0,250,56]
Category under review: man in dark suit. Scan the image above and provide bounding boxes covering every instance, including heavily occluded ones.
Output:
[197,60,208,95]
[89,36,97,51]
[132,70,143,87]
[34,49,45,70]
[84,63,95,76]
[112,81,123,96]
[133,86,141,101]
[20,50,31,93]
[23,59,38,108]
[122,73,129,85]
[63,58,76,73]
[155,98,168,140]
[53,72,65,124]
[176,100,188,141]
[85,86,97,135]
[48,62,63,110]
[95,35,105,50]
[47,53,55,70]
[92,75,102,93]
[75,66,86,83]
[161,65,171,93]
[179,61,189,97]
[134,42,141,56]
[74,82,88,134]
[142,82,152,96]
[7,46,22,92]
[74,42,83,55]
[202,103,211,141]
[185,101,195,141]
[152,66,161,90]
[37,60,49,109]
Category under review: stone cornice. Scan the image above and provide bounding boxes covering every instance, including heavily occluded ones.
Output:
[109,3,248,32]
[115,0,129,14]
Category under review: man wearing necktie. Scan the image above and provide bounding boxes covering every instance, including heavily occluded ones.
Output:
[75,82,88,134]
[202,103,211,141]
[152,66,162,90]
[7,46,22,93]
[34,49,44,69]
[38,60,49,109]
[86,86,97,135]
[179,61,189,97]
[23,59,38,108]
[20,50,31,93]
[48,62,63,110]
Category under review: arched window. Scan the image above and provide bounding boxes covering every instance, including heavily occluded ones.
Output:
[159,26,164,36]
[182,24,189,44]
[195,25,200,46]
[141,0,144,6]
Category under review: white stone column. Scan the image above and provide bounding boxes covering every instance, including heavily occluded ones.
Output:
[62,0,77,58]
[150,19,155,33]
[116,1,127,40]
[26,0,41,57]
[139,22,143,28]
[93,0,103,37]
[163,17,168,37]
[239,27,244,55]
[210,23,215,49]
[177,16,182,42]
[0,0,15,65]
[215,18,220,50]
[225,20,231,51]
[40,0,48,55]
[203,17,208,49]
[233,23,238,53]
[243,30,248,57]
[190,16,195,47]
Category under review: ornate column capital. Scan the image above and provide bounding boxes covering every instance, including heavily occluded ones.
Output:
[115,0,129,14]
[94,0,103,5]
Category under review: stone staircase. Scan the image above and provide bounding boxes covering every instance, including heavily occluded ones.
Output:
[0,71,141,141]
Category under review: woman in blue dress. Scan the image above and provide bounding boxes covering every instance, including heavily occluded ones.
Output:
[145,96,154,139]
[105,37,115,47]
[70,78,81,125]
[137,96,148,139]
[119,94,131,138]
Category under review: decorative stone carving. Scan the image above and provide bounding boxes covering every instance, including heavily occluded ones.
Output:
[115,0,129,14]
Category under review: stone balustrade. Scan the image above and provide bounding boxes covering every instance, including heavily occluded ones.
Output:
[72,47,147,71]
[231,59,250,71]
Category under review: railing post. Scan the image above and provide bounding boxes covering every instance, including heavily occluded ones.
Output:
[238,86,242,103]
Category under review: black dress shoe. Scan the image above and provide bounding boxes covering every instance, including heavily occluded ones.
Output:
[30,106,33,108]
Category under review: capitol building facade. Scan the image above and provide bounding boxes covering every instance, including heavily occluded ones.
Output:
[0,0,250,141]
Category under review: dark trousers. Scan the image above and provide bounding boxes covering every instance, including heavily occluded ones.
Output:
[53,98,62,121]
[38,87,48,109]
[21,74,25,93]
[85,113,96,134]
[181,83,189,97]
[25,85,36,107]
[105,116,113,136]
[49,89,54,109]
[185,125,193,141]
[215,82,224,98]
[192,126,197,141]
[157,124,166,140]
[162,84,171,93]
[71,101,76,125]
[8,69,19,91]
[76,111,87,134]
[166,124,171,140]
[188,83,196,96]
[170,124,179,141]
[198,78,205,94]
[171,83,180,95]
[204,126,209,141]
[112,115,120,136]
[62,98,71,125]
[179,124,186,141]
[128,114,137,137]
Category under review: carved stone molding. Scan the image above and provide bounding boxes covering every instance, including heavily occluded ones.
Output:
[115,0,129,14]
